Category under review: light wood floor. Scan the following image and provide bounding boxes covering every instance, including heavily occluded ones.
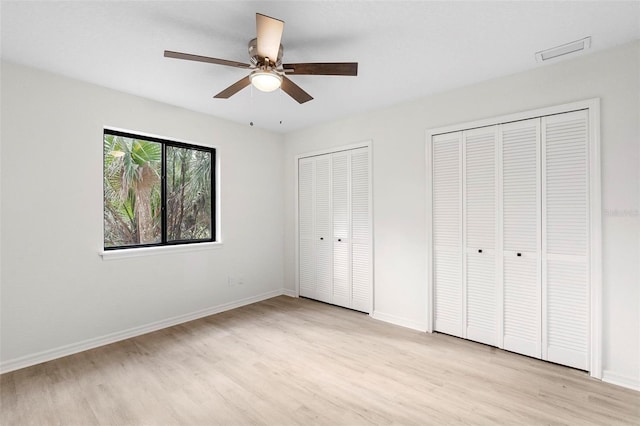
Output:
[1,296,638,425]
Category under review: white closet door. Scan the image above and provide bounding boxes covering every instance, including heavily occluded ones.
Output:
[542,110,590,370]
[501,118,542,358]
[314,154,333,303]
[350,147,371,313]
[464,127,499,346]
[298,146,372,312]
[298,158,316,299]
[433,132,463,337]
[332,151,351,308]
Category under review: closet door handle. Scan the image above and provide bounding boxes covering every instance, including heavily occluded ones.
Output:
[517,252,522,257]
[338,238,342,242]
[320,237,324,240]
[478,249,483,253]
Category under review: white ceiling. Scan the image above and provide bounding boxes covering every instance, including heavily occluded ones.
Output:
[2,1,639,133]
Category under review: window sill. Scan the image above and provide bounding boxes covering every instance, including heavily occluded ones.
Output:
[100,242,223,260]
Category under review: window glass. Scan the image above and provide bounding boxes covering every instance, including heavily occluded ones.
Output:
[166,146,212,242]
[103,130,215,249]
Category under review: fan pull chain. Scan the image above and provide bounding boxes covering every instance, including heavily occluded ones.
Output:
[249,84,255,126]
[279,86,283,126]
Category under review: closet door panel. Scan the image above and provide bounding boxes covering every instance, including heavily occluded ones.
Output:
[351,148,371,313]
[546,260,588,369]
[501,118,541,358]
[332,152,350,308]
[503,255,539,357]
[433,132,463,337]
[502,121,540,254]
[465,128,497,249]
[542,110,589,370]
[314,154,333,303]
[352,243,371,312]
[298,158,315,298]
[466,252,497,344]
[434,251,462,335]
[464,127,498,346]
[351,148,370,242]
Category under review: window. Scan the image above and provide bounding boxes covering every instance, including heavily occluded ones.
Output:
[103,129,215,250]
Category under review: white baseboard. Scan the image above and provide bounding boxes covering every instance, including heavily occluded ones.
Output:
[282,288,298,297]
[371,310,427,332]
[0,288,288,374]
[602,370,640,391]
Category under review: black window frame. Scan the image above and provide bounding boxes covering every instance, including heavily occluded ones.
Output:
[103,128,216,250]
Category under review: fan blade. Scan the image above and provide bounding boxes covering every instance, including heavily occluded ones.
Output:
[165,50,251,69]
[214,76,251,99]
[256,13,284,63]
[281,76,313,104]
[283,62,358,76]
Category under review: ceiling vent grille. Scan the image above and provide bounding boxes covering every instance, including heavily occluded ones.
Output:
[535,37,591,62]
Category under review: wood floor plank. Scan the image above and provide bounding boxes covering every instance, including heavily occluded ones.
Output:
[1,296,638,425]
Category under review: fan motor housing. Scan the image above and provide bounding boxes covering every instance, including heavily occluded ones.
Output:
[248,38,283,67]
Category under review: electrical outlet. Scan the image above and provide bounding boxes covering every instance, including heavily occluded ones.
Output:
[228,276,235,287]
[237,275,245,286]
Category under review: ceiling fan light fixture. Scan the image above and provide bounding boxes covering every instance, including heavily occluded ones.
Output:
[166,13,356,103]
[250,70,282,92]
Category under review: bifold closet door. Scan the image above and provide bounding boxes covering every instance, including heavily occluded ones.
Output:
[298,154,333,302]
[501,118,542,359]
[298,157,316,299]
[314,154,333,303]
[298,147,372,313]
[332,151,350,308]
[542,110,589,370]
[463,127,499,346]
[350,147,371,313]
[433,132,463,337]
[430,110,592,372]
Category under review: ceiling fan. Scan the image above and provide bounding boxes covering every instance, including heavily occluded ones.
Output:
[164,13,358,104]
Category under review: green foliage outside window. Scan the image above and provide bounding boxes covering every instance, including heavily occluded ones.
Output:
[103,131,213,249]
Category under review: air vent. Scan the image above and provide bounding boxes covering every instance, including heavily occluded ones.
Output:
[535,37,591,62]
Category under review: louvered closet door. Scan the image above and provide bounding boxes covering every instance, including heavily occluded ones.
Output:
[501,118,542,358]
[350,147,372,313]
[542,110,589,370]
[314,154,333,303]
[332,151,351,309]
[298,158,316,299]
[433,132,463,337]
[464,127,499,346]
